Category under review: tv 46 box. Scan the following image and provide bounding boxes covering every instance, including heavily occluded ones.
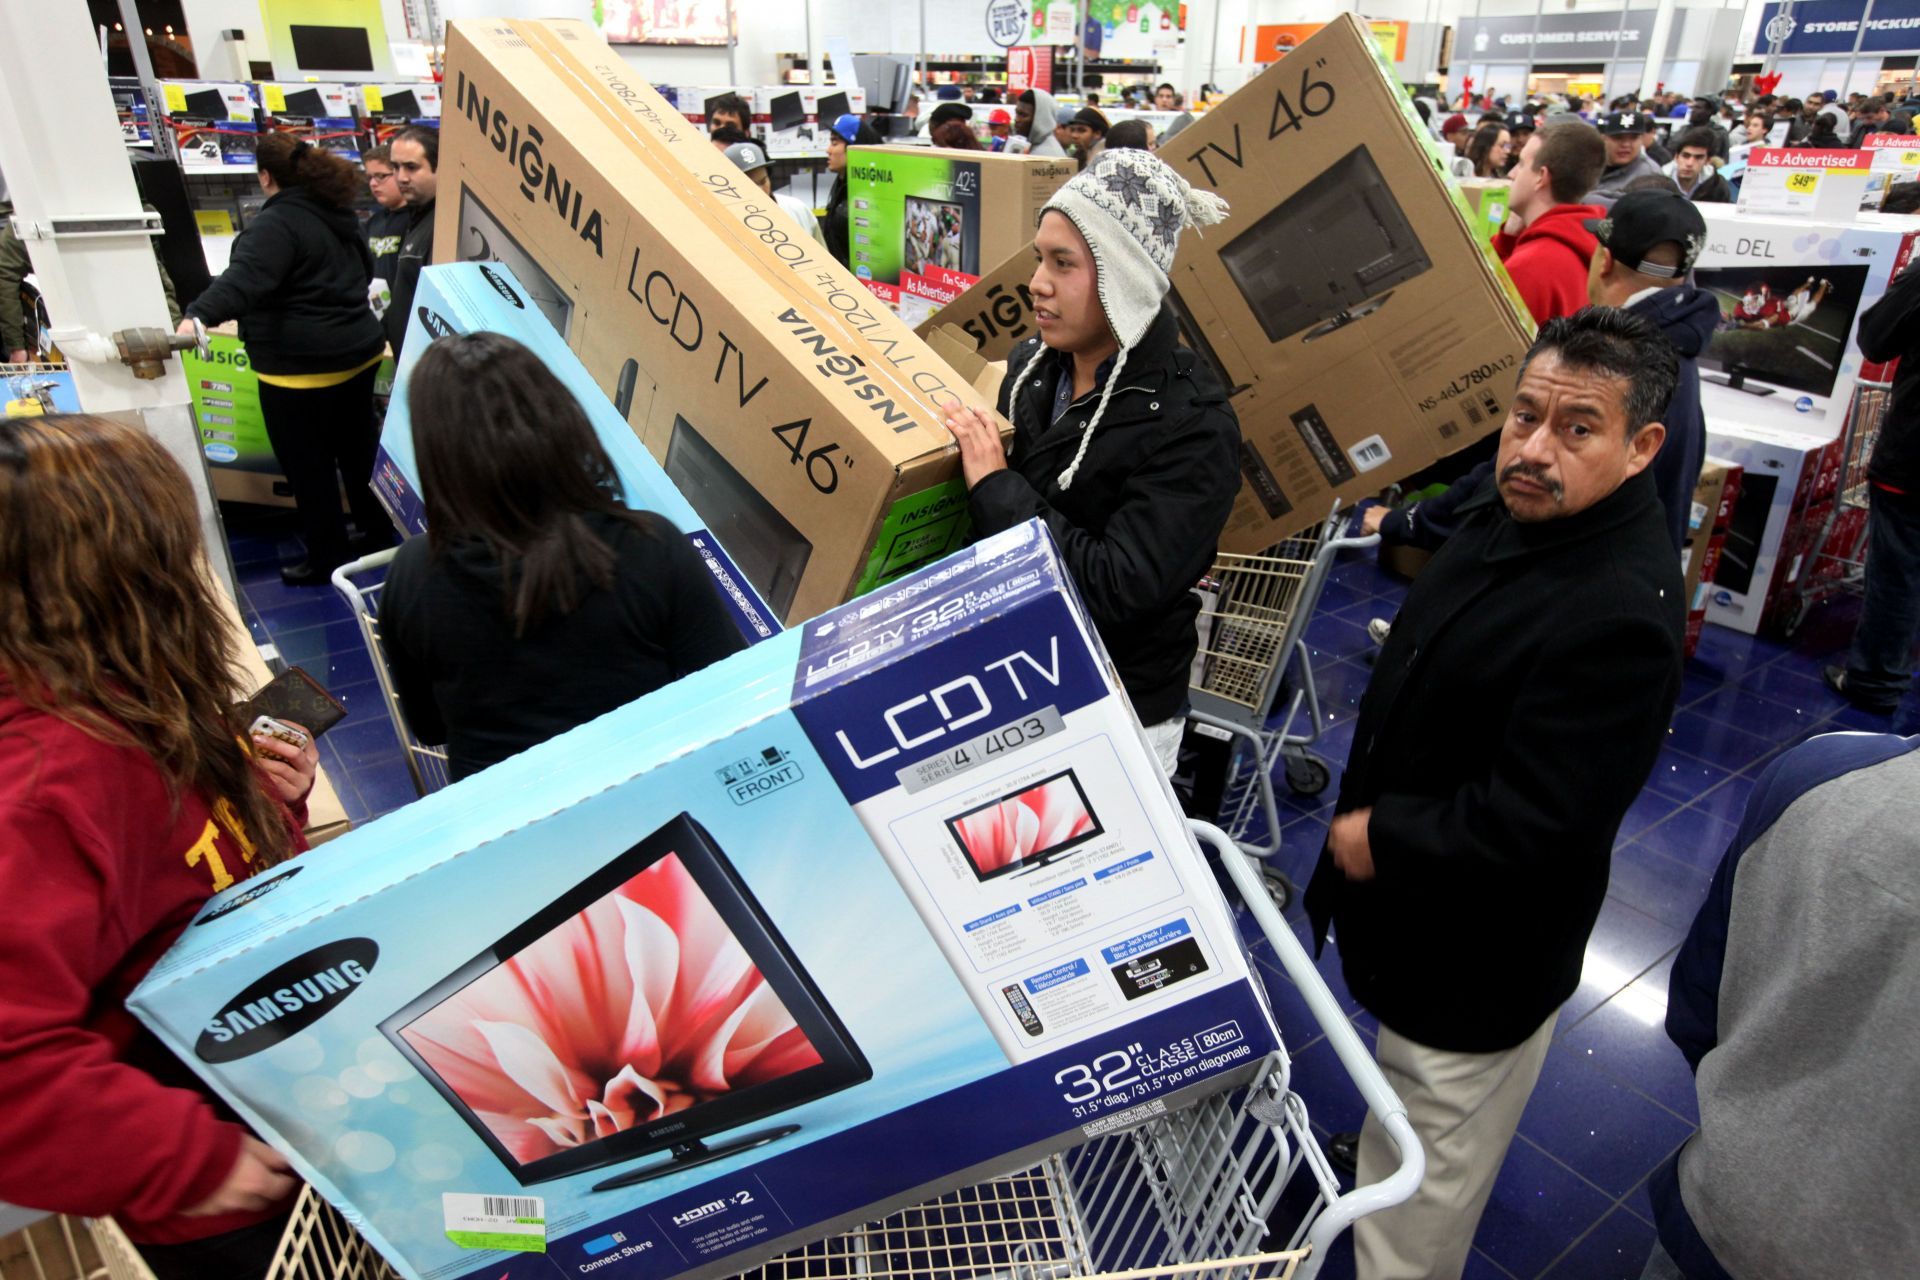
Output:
[129,521,1279,1280]
[924,16,1535,551]
[848,147,1073,317]
[1703,421,1841,635]
[435,19,1005,626]
[374,262,778,643]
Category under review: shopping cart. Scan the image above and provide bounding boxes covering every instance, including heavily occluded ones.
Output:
[1186,509,1380,897]
[63,823,1418,1280]
[1782,376,1894,636]
[331,549,452,798]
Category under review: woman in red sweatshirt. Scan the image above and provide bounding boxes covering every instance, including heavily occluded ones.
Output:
[0,415,318,1279]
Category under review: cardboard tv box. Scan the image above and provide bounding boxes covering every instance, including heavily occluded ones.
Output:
[923,16,1534,551]
[130,521,1280,1280]
[849,147,1074,313]
[1693,204,1918,436]
[1456,178,1511,245]
[1703,421,1841,635]
[374,262,779,643]
[436,20,1008,625]
[1682,458,1742,657]
[753,86,868,159]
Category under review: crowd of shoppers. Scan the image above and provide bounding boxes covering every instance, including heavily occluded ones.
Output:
[8,64,1920,1280]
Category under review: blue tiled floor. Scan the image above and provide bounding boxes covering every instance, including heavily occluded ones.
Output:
[223,513,1889,1278]
[1229,547,1891,1279]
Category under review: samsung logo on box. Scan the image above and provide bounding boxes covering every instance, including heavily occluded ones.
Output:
[417,306,457,340]
[193,865,304,925]
[479,263,524,308]
[195,939,378,1063]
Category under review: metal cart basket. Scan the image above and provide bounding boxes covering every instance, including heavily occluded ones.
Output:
[66,826,1418,1280]
[1187,510,1379,892]
[331,549,451,798]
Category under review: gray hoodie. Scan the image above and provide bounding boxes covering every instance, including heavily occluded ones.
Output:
[1021,89,1068,157]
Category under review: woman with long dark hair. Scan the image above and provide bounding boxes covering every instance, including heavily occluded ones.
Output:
[1465,124,1513,178]
[379,334,746,780]
[0,415,317,1279]
[178,132,391,586]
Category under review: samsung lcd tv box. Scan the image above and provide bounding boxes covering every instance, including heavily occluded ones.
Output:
[130,520,1280,1280]
[433,19,1012,626]
[376,262,779,643]
[924,15,1534,551]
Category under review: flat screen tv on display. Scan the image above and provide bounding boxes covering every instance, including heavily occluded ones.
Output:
[1217,144,1432,344]
[289,24,375,72]
[1695,263,1870,401]
[945,770,1105,883]
[382,813,869,1190]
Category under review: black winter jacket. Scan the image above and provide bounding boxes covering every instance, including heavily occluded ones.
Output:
[383,198,435,358]
[382,511,746,780]
[365,205,409,292]
[1857,257,1920,499]
[822,176,851,267]
[1636,285,1717,550]
[970,308,1241,725]
[184,187,383,375]
[1680,171,1733,204]
[1307,468,1684,1053]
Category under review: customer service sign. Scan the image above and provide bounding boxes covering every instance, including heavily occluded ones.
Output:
[1454,11,1651,62]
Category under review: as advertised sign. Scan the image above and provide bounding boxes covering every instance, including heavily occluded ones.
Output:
[1752,0,1920,55]
[1453,11,1652,63]
[1738,147,1872,218]
[1860,133,1920,207]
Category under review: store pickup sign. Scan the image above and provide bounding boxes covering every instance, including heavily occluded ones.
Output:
[1738,148,1871,219]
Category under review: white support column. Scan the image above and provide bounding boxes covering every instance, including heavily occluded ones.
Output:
[0,0,231,592]
[1638,0,1680,99]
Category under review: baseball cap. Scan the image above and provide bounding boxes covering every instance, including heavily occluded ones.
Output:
[830,113,862,143]
[1505,109,1536,131]
[988,108,1012,125]
[1584,190,1707,279]
[1441,112,1469,134]
[1599,110,1644,136]
[723,140,770,174]
[1069,106,1110,132]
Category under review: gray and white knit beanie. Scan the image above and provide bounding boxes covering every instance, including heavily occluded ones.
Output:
[1015,148,1229,490]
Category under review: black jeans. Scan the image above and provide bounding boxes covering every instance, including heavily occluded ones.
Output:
[1845,489,1920,706]
[137,1212,291,1280]
[257,364,388,570]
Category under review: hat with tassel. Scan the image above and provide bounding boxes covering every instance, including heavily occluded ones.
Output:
[1015,148,1229,490]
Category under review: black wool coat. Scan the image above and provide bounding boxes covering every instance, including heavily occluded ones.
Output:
[1306,467,1684,1052]
[969,306,1241,726]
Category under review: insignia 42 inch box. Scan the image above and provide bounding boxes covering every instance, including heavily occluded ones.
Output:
[130,520,1281,1280]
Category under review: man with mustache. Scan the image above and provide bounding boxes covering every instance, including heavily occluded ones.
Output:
[1306,308,1686,1280]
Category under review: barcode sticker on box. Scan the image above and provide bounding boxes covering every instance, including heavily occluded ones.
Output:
[1438,420,1460,439]
[1463,398,1484,426]
[1347,435,1392,474]
[444,1192,546,1253]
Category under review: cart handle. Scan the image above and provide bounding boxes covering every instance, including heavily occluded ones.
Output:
[328,546,401,605]
[1188,820,1424,1259]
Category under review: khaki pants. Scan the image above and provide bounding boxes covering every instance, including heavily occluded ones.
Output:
[1352,1014,1557,1280]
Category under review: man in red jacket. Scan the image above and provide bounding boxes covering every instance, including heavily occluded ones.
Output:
[1492,120,1609,324]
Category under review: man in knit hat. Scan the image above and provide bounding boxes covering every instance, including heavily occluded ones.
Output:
[943,150,1238,772]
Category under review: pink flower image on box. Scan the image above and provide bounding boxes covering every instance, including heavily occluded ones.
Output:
[399,853,823,1164]
[952,776,1097,876]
